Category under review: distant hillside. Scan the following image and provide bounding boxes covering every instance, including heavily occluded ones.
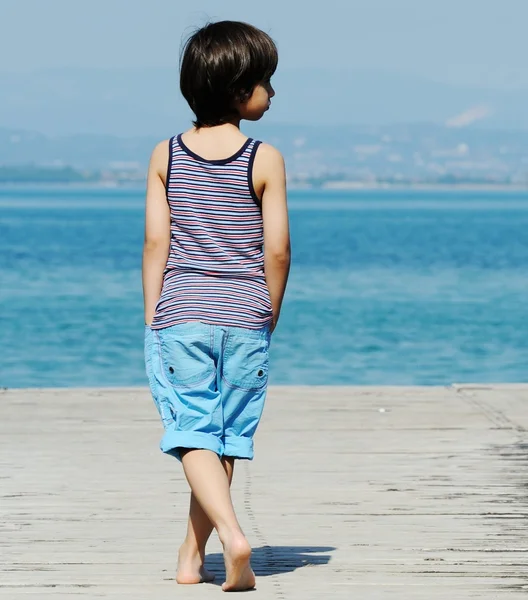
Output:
[1,123,527,185]
[0,128,156,169]
[2,67,528,137]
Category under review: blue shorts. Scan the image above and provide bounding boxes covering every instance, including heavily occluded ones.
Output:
[144,322,270,461]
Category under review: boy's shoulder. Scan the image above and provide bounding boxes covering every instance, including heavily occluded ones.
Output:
[252,142,286,189]
[149,139,171,174]
[152,138,172,157]
[254,142,284,168]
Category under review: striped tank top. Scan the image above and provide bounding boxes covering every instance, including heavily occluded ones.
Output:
[150,134,273,330]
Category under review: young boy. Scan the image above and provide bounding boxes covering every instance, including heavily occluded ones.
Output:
[142,21,290,592]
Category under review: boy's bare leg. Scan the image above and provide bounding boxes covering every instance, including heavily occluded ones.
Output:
[180,449,255,592]
[177,457,234,584]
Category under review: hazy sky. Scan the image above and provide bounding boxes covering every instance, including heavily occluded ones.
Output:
[1,0,527,89]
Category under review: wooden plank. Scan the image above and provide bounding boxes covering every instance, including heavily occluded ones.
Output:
[1,386,527,598]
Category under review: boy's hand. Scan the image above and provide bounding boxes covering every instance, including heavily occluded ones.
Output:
[270,316,278,334]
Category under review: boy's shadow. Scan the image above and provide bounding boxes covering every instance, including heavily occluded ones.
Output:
[206,545,335,578]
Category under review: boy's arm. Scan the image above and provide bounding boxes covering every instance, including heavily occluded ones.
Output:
[258,144,291,333]
[142,141,171,326]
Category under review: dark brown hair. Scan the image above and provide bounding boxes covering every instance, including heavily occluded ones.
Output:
[180,21,278,128]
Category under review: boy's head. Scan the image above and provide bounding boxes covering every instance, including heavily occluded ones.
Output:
[180,21,278,128]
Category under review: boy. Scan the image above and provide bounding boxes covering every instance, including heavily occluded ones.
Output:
[142,21,290,591]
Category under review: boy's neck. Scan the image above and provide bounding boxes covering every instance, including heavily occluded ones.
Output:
[195,121,241,134]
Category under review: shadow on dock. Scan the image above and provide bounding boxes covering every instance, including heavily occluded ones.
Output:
[205,545,335,578]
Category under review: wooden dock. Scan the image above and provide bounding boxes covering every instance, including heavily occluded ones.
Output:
[1,385,528,598]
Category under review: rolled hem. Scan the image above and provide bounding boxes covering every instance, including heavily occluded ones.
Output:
[223,436,254,460]
[160,430,223,461]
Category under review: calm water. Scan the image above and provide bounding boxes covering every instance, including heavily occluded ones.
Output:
[1,187,527,388]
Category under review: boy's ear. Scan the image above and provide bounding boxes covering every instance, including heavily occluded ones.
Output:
[234,87,253,106]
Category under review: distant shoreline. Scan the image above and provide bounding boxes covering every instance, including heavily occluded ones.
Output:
[291,182,528,192]
[1,181,528,193]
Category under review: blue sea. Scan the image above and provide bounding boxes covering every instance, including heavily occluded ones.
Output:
[1,187,527,388]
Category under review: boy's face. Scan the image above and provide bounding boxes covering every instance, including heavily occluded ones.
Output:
[238,81,275,122]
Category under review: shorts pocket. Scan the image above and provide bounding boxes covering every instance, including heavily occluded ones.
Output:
[144,327,176,427]
[222,334,269,391]
[157,329,214,389]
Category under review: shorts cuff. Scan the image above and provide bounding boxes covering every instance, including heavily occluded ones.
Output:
[224,436,254,460]
[160,429,223,460]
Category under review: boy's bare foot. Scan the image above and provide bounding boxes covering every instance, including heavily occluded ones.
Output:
[221,534,255,592]
[176,543,215,584]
